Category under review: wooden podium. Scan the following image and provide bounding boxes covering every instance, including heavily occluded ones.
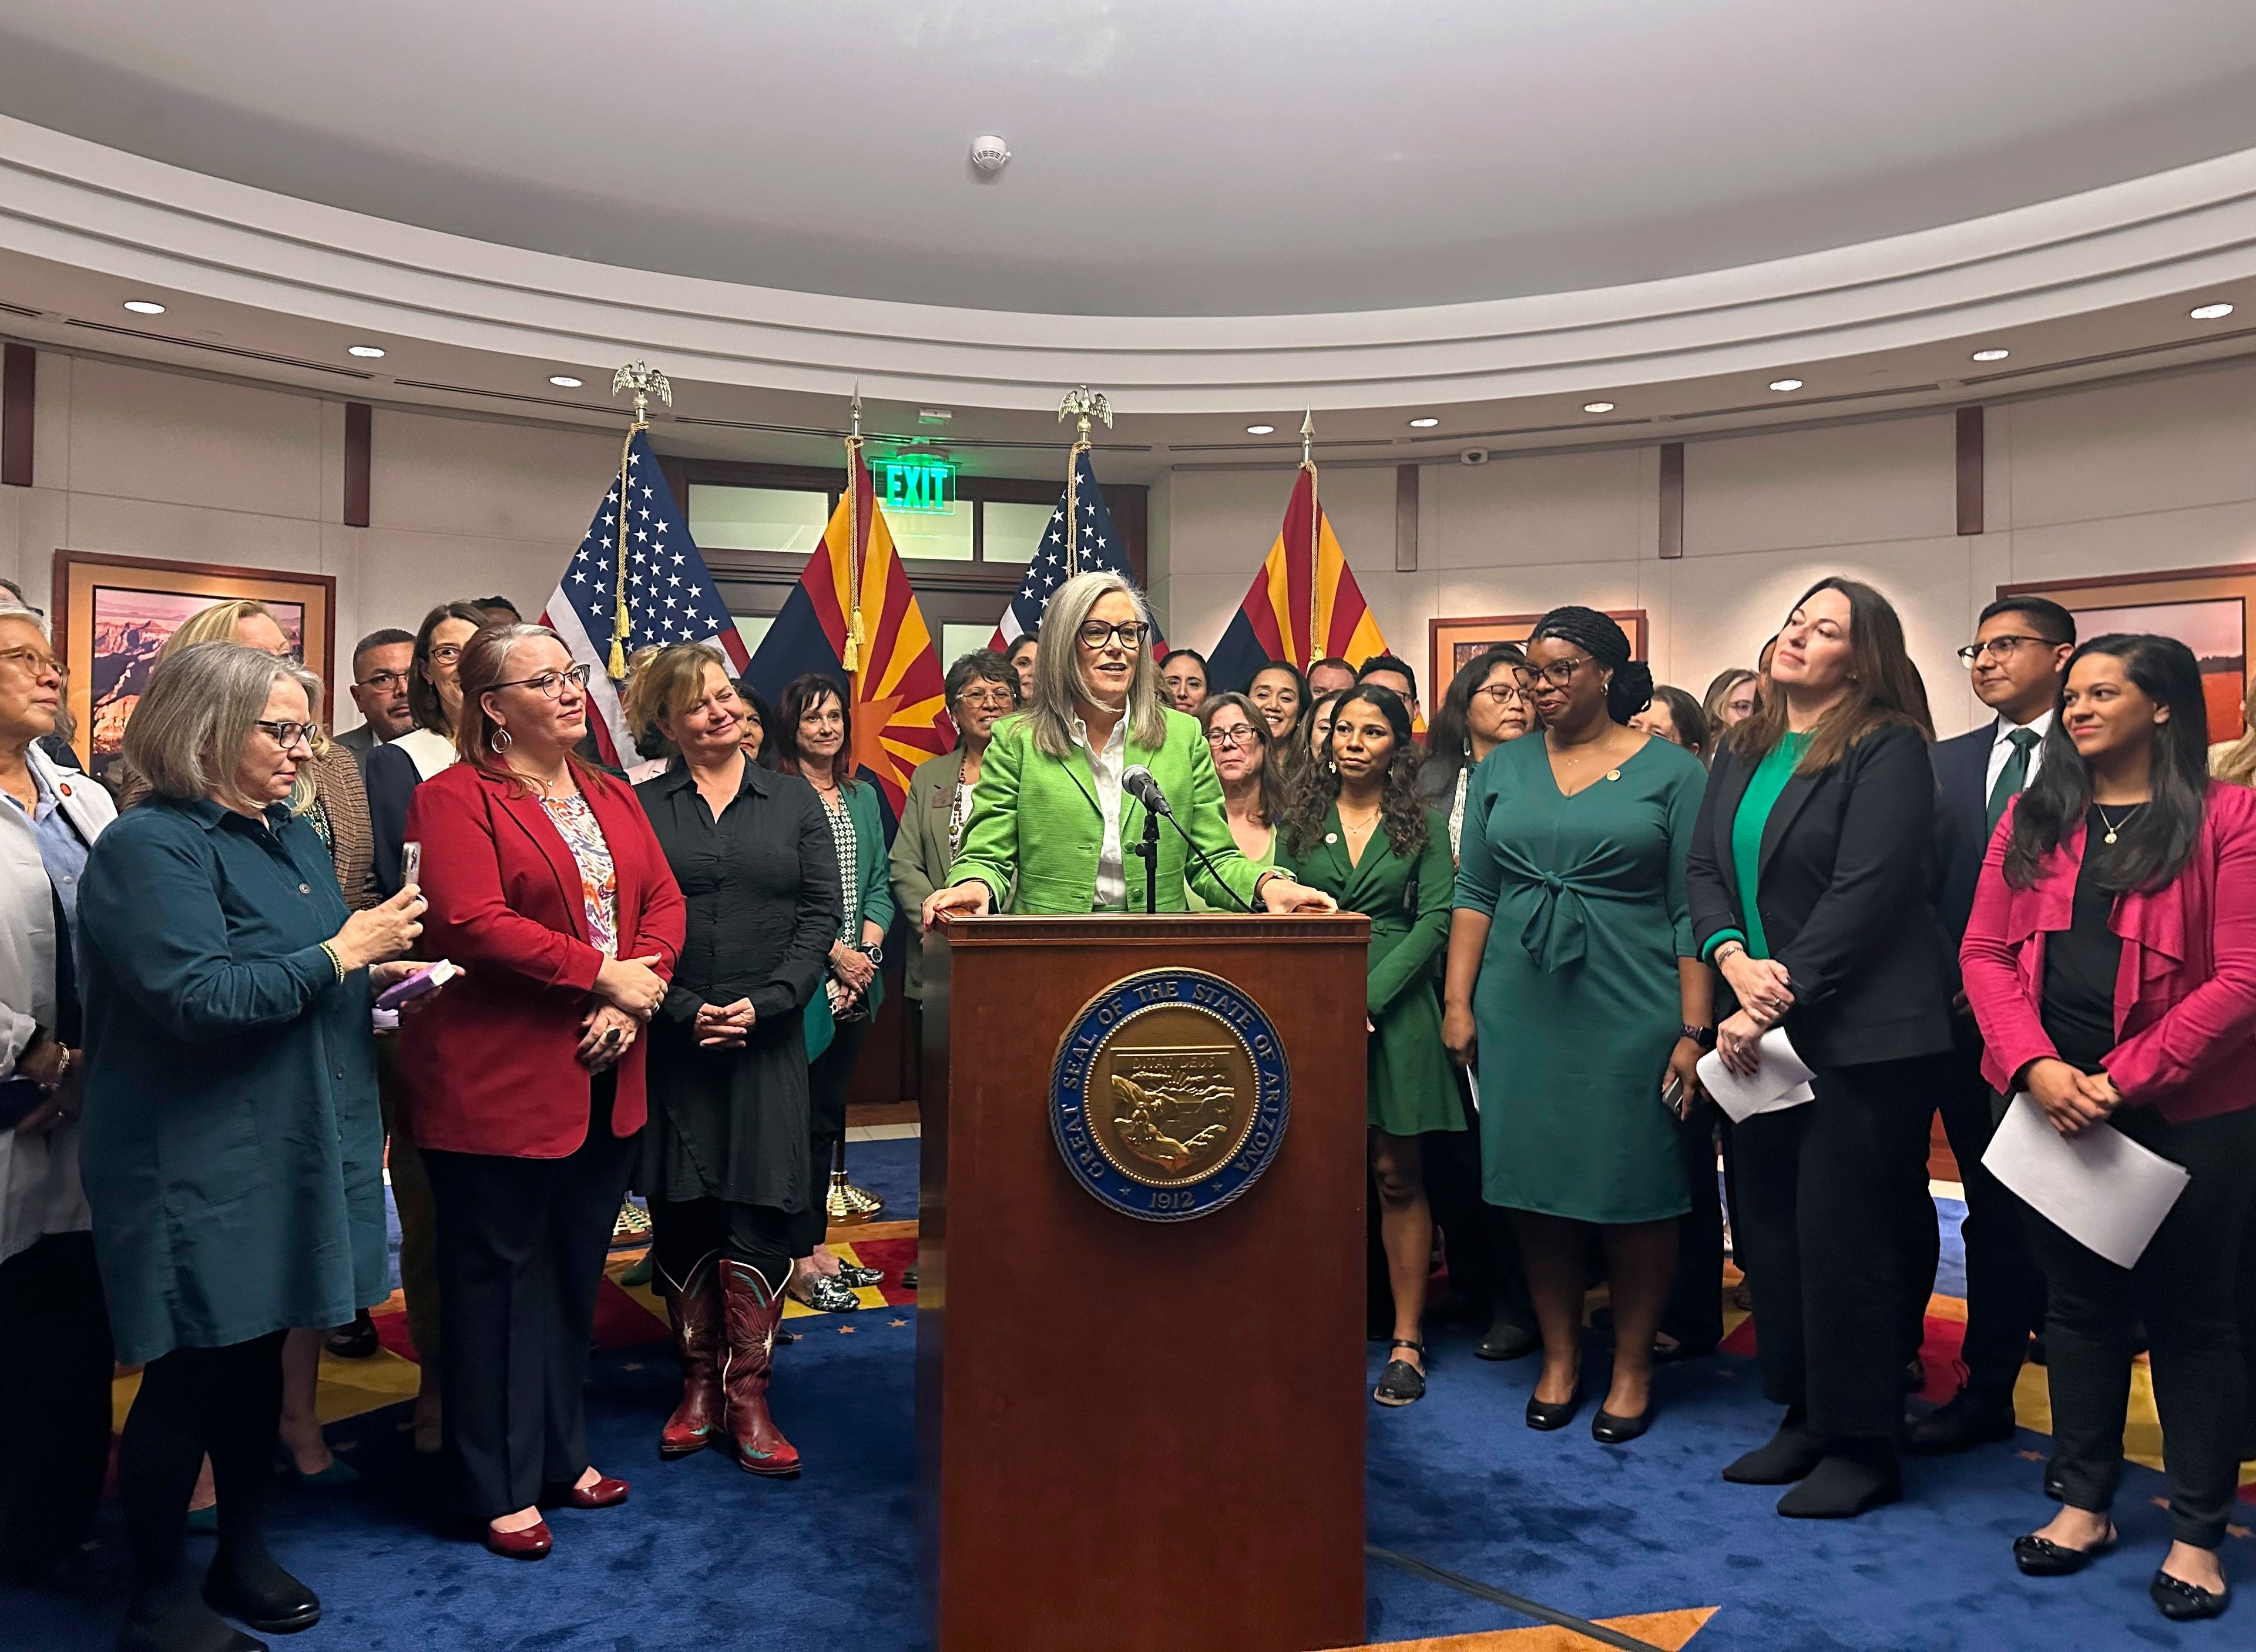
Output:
[916,914,1371,1652]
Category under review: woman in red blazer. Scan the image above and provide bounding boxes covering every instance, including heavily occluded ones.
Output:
[1961,633,2256,1624]
[401,624,684,1562]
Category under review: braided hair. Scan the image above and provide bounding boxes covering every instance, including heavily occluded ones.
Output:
[1527,606,1652,725]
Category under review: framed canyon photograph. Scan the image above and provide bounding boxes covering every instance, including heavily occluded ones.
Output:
[1998,565,2254,746]
[52,550,337,778]
[1428,609,1649,708]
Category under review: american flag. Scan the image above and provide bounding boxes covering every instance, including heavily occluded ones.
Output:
[990,449,1163,652]
[542,428,749,774]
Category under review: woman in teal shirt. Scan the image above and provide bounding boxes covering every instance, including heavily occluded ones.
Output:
[1278,684,1459,1406]
[774,673,897,1313]
[79,642,425,1648]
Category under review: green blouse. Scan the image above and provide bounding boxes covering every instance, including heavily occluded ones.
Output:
[1706,729,1808,961]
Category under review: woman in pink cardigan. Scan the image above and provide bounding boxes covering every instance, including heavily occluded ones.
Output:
[1961,633,2256,1625]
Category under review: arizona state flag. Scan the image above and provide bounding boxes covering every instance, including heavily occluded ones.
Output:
[745,447,954,822]
[1206,467,1388,692]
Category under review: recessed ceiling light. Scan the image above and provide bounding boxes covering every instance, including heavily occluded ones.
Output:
[548,375,585,388]
[122,299,165,315]
[1970,348,2010,362]
[1244,424,1275,435]
[1408,417,1439,428]
[1768,378,1804,392]
[1582,401,1616,414]
[2190,301,2235,321]
[347,344,386,359]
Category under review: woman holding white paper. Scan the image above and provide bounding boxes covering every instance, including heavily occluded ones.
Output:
[1962,633,2256,1623]
[1687,577,1956,1519]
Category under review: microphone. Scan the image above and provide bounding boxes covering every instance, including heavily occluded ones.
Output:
[1122,764,1173,818]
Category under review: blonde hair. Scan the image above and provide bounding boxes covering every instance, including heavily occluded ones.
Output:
[120,641,322,811]
[624,642,730,751]
[156,598,327,809]
[2214,680,2256,787]
[1025,571,1167,759]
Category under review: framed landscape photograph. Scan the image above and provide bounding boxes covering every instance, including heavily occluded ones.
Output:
[1428,609,1649,707]
[1998,565,2255,745]
[52,550,336,778]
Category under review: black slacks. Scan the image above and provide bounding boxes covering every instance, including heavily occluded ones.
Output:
[1735,1052,1946,1439]
[652,1197,793,1290]
[423,1076,634,1522]
[1661,1107,1727,1353]
[2027,1103,2256,1549]
[0,1231,115,1578]
[1424,1068,1507,1313]
[791,1018,868,1257]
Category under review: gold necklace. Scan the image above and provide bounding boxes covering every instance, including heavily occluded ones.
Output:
[2096,801,2143,845]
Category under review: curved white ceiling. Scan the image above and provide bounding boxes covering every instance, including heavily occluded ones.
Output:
[2,0,2255,317]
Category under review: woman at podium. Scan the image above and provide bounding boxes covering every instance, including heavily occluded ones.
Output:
[919,572,1335,922]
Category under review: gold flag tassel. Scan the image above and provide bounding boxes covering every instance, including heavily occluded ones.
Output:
[1056,386,1113,580]
[1300,409,1321,667]
[842,385,865,679]
[607,361,674,680]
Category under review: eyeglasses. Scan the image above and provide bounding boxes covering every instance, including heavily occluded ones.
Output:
[1471,683,1526,706]
[1076,620,1149,650]
[0,646,66,681]
[1956,635,2051,664]
[1519,657,1589,688]
[427,644,465,665]
[1204,724,1260,749]
[358,669,411,691]
[254,720,317,751]
[491,663,591,699]
[957,687,1016,709]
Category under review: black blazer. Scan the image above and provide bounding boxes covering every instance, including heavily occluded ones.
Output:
[1931,718,1999,945]
[1688,721,1955,1070]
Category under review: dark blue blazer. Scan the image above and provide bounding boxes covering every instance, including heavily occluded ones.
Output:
[1932,718,2000,946]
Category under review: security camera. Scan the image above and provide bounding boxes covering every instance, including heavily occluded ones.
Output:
[1459,448,1491,466]
[969,136,1012,174]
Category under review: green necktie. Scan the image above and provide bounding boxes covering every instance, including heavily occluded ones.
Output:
[1986,726,2041,834]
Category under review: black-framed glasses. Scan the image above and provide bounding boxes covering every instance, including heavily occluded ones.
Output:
[0,646,65,681]
[255,720,317,751]
[1471,682,1526,705]
[1522,656,1589,688]
[427,644,466,665]
[358,668,411,691]
[492,663,591,699]
[1076,620,1149,650]
[1957,635,2049,664]
[1204,724,1260,749]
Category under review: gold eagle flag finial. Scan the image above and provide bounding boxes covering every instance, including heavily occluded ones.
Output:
[605,362,674,679]
[1057,387,1113,578]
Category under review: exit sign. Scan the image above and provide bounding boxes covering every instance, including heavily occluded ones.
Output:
[879,459,957,515]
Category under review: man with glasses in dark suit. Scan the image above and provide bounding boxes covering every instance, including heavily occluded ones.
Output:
[1909,595,2076,1456]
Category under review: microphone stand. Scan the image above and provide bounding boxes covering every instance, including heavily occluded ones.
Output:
[1149,808,1258,913]
[1129,809,1161,914]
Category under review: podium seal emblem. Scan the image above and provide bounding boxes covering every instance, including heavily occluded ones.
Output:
[1049,968,1290,1222]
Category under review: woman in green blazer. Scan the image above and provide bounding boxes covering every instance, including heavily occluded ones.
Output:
[924,572,1335,924]
[1277,683,1460,1408]
[774,674,897,1312]
[890,651,1020,999]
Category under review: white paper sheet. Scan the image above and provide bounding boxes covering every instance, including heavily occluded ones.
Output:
[1982,1092,2190,1270]
[1696,1029,1817,1124]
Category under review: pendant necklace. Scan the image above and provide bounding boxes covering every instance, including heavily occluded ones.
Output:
[2096,802,2141,845]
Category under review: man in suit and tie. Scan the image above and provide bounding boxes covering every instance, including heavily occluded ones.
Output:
[334,627,417,762]
[1908,595,2076,1454]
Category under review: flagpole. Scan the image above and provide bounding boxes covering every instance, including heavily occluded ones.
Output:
[606,362,673,680]
[842,385,865,681]
[1300,409,1320,666]
[1057,386,1113,580]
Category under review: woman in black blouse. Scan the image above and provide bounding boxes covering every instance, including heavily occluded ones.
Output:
[628,645,842,1476]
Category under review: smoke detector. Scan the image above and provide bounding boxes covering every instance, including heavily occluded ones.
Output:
[969,136,1012,174]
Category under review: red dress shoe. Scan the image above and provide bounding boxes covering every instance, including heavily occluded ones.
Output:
[484,1518,553,1560]
[566,1474,630,1509]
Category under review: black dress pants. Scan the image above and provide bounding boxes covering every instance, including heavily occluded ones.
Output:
[1424,1068,1506,1313]
[791,1018,868,1258]
[1661,1108,1727,1353]
[652,1197,793,1292]
[2026,1103,2256,1549]
[0,1231,115,1579]
[1735,1052,1946,1439]
[422,1076,634,1522]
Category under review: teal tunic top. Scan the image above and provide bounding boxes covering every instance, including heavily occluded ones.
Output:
[1277,806,1462,1136]
[1703,730,1808,960]
[76,797,385,1364]
[1454,733,1706,1223]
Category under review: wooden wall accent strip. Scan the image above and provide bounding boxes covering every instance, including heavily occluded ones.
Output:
[1657,442,1684,560]
[1394,463,1418,572]
[343,401,372,527]
[1,343,33,489]
[1955,405,1984,536]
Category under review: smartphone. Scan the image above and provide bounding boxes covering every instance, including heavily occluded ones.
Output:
[374,958,458,1012]
[0,1078,45,1131]
[400,840,422,889]
[1661,1075,1687,1119]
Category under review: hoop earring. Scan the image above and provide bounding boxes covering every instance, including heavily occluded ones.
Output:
[492,726,512,751]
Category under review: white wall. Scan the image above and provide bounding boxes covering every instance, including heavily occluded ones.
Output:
[0,354,615,729]
[1156,358,2256,739]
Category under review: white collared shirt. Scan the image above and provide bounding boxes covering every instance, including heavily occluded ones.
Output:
[1985,708,2055,801]
[1070,710,1129,911]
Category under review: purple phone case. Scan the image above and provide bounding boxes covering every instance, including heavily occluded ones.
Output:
[374,964,445,1012]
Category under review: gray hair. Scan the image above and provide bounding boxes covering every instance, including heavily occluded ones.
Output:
[1025,570,1167,758]
[0,599,48,637]
[122,640,324,808]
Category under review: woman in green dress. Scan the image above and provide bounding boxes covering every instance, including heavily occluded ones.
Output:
[1278,684,1458,1406]
[1442,607,1713,1444]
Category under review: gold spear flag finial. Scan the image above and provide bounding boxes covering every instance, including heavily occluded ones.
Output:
[1301,410,1321,661]
[1300,408,1315,469]
[842,384,867,676]
[1057,387,1113,576]
[605,362,674,677]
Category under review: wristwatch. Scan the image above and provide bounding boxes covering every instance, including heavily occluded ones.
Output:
[857,942,884,966]
[1680,1023,1717,1050]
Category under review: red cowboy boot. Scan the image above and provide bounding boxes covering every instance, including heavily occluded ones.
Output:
[719,1260,801,1476]
[659,1253,723,1459]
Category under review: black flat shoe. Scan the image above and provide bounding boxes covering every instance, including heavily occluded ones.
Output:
[204,1557,320,1636]
[118,1596,266,1652]
[322,1311,378,1361]
[835,1261,885,1289]
[2012,1525,2116,1576]
[1592,1405,1653,1445]
[1775,1445,1901,1519]
[1525,1379,1583,1432]
[2151,1570,2230,1621]
[1476,1314,1540,1362]
[1723,1412,1825,1485]
[1905,1388,2016,1455]
[1373,1340,1427,1407]
[791,1271,860,1314]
